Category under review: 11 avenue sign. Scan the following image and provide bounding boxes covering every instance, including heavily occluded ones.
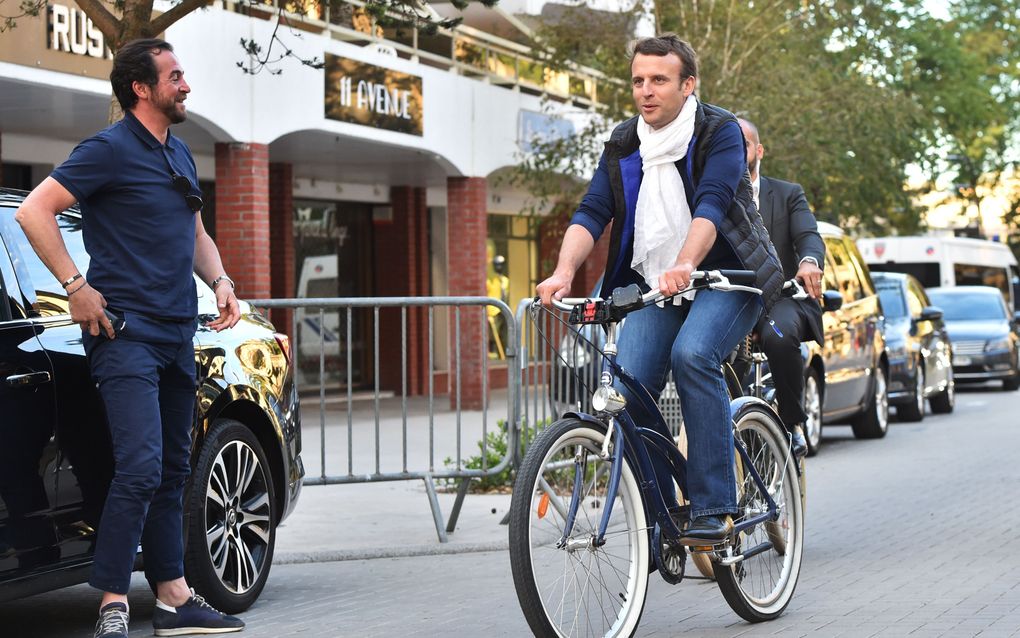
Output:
[324,53,423,136]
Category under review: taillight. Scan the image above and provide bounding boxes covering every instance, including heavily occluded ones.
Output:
[274,333,291,363]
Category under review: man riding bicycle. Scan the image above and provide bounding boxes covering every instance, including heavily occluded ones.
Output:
[536,34,783,544]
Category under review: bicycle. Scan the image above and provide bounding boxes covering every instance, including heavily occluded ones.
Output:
[509,270,804,636]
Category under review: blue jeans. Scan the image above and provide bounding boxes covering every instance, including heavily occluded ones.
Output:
[83,312,196,594]
[615,288,759,518]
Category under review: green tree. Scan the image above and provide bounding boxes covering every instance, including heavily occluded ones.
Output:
[515,0,1020,239]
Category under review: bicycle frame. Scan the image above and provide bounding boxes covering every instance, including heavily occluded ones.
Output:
[555,319,780,550]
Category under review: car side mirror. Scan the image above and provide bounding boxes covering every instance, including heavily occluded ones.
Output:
[821,290,843,312]
[917,306,943,322]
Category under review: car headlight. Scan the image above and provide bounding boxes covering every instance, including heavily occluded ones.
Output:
[985,338,1011,352]
[558,333,592,368]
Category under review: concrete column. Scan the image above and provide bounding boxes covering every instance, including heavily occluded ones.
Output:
[374,186,430,395]
[269,162,295,333]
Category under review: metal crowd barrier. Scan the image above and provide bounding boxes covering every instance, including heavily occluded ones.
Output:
[247,294,687,542]
[513,298,684,456]
[248,296,517,542]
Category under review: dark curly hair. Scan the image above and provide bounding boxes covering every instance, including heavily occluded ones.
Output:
[110,38,174,111]
[629,34,698,81]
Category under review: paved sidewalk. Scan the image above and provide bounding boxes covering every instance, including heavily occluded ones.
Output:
[274,390,521,563]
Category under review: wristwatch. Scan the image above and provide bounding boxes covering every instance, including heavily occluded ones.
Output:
[799,256,820,269]
[211,274,235,290]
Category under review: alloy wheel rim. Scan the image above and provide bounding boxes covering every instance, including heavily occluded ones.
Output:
[206,440,272,594]
[915,367,925,415]
[804,375,821,448]
[876,372,888,431]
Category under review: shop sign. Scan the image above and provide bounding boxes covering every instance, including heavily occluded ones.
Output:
[324,53,423,136]
[0,0,117,77]
[48,3,113,59]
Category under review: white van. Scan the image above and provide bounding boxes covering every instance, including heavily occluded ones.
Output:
[857,235,1019,310]
[296,255,341,362]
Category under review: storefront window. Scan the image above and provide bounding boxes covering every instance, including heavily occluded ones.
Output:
[293,199,373,389]
[487,214,539,360]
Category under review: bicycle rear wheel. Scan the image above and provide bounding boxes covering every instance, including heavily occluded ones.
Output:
[715,404,804,622]
[509,417,649,637]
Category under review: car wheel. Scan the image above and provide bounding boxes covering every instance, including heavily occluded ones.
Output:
[803,368,823,457]
[930,367,955,414]
[897,361,925,422]
[851,366,889,439]
[184,418,277,614]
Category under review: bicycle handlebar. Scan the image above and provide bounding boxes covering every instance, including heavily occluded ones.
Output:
[548,269,762,313]
[781,278,810,300]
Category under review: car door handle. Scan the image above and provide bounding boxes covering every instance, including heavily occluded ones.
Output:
[6,371,52,387]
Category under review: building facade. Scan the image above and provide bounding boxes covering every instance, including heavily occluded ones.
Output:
[0,0,612,404]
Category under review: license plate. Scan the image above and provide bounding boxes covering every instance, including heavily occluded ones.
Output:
[954,355,972,366]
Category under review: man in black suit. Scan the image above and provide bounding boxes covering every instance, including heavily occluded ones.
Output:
[739,118,825,457]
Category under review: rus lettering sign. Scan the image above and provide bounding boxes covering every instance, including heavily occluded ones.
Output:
[48,4,113,59]
[324,53,423,136]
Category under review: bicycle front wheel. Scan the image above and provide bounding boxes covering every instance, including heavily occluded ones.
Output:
[715,404,804,622]
[509,417,649,638]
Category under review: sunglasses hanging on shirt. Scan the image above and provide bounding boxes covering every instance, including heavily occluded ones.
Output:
[160,147,203,212]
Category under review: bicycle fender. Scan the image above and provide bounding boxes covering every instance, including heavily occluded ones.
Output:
[560,411,608,430]
[729,395,781,424]
[729,396,801,476]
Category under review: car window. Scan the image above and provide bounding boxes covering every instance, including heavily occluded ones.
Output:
[874,280,907,319]
[845,239,875,296]
[927,292,1007,321]
[0,208,90,317]
[825,237,864,303]
[905,281,925,317]
[0,233,26,320]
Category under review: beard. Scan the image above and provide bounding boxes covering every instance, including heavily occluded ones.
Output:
[155,92,187,124]
[748,156,760,177]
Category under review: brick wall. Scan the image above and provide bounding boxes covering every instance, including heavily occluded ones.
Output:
[446,177,487,410]
[215,142,270,299]
[269,162,295,334]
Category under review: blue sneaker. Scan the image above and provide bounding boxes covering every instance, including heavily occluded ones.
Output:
[94,602,129,638]
[152,589,244,636]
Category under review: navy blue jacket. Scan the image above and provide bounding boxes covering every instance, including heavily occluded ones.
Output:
[570,102,783,309]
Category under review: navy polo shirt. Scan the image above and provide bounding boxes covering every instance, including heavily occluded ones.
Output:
[51,110,198,320]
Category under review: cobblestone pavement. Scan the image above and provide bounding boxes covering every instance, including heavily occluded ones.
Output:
[4,386,1020,637]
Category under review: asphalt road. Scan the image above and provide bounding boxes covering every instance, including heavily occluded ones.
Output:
[4,384,1020,637]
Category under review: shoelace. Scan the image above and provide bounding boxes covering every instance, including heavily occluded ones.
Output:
[96,608,129,635]
[189,591,221,614]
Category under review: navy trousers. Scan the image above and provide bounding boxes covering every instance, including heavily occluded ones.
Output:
[84,311,196,594]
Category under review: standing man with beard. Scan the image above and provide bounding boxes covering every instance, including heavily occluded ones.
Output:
[738,118,825,457]
[16,39,245,638]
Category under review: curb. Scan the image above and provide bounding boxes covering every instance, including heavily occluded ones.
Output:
[274,540,510,564]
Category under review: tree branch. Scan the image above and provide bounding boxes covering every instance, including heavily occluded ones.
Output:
[150,0,212,37]
[72,0,120,44]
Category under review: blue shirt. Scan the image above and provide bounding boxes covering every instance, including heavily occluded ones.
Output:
[571,119,744,286]
[51,110,198,320]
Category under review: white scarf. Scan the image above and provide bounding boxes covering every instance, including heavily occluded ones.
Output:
[631,94,698,304]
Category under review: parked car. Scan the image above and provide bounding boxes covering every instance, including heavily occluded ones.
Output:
[925,285,1020,391]
[870,272,955,421]
[0,188,303,612]
[805,222,889,443]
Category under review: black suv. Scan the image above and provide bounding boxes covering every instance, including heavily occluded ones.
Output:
[0,188,303,612]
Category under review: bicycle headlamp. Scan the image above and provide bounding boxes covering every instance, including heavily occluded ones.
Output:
[592,386,626,414]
